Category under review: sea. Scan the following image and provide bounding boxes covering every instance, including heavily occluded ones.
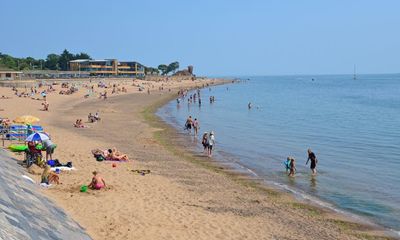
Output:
[156,74,400,234]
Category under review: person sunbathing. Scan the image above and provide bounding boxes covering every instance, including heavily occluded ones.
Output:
[88,171,106,190]
[106,148,129,161]
[73,119,87,128]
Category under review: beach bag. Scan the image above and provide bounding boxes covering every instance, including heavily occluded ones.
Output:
[91,149,105,161]
[47,160,56,167]
[95,155,105,161]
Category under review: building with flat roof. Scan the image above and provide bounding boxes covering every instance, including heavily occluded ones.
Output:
[0,67,22,80]
[69,59,145,77]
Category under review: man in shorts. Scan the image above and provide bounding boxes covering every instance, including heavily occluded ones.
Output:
[42,136,56,161]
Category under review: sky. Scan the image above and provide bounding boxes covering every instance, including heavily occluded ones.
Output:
[0,0,399,76]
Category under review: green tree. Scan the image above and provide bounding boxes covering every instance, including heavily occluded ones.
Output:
[145,67,160,75]
[45,54,61,70]
[167,61,179,74]
[158,64,168,75]
[59,49,74,71]
[74,52,91,60]
[0,54,17,70]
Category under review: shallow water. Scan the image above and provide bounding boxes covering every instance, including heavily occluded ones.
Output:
[157,74,400,232]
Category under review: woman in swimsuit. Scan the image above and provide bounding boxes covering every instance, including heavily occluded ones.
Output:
[107,148,129,161]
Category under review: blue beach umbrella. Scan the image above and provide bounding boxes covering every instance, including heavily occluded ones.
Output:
[25,132,49,142]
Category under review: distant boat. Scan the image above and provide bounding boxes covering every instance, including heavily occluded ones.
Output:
[353,64,357,80]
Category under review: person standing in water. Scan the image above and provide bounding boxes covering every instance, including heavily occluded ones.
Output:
[306,148,318,175]
[248,102,252,109]
[201,132,208,153]
[185,116,193,133]
[193,118,199,136]
[288,157,296,177]
[207,131,215,157]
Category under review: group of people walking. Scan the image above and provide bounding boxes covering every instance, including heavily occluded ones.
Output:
[202,131,215,157]
[286,149,318,177]
[184,116,200,135]
[180,88,319,178]
[184,115,216,157]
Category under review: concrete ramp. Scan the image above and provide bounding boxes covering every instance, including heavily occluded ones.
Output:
[0,149,91,240]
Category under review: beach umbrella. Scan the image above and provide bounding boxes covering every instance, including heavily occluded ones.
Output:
[26,132,49,142]
[14,115,40,124]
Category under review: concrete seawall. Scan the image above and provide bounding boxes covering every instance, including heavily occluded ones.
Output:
[0,149,91,240]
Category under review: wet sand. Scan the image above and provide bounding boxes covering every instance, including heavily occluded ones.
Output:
[0,78,394,240]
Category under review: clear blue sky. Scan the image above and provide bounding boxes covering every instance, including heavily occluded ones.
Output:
[0,0,399,76]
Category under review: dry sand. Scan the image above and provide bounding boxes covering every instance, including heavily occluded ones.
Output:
[0,78,393,240]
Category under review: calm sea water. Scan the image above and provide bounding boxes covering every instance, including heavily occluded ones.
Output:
[157,74,400,232]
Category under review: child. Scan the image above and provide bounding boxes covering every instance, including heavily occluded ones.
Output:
[88,171,106,190]
[41,165,60,185]
[284,157,292,173]
[288,157,296,177]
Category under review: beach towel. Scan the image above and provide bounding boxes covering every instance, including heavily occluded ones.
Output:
[105,157,127,162]
[47,159,72,168]
[131,170,151,175]
[50,166,76,172]
[40,183,52,188]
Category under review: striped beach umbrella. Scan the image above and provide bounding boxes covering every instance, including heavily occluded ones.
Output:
[25,132,49,142]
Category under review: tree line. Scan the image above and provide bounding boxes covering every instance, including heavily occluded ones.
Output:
[1,50,181,75]
[0,49,91,71]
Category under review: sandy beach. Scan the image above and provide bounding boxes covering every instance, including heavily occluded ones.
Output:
[0,78,393,240]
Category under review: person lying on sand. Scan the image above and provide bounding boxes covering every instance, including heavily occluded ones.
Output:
[106,148,129,161]
[73,119,88,128]
[41,165,60,185]
[88,171,106,190]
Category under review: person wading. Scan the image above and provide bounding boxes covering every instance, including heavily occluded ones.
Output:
[306,148,318,175]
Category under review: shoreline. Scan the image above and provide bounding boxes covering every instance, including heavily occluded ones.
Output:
[0,78,396,239]
[145,84,398,239]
